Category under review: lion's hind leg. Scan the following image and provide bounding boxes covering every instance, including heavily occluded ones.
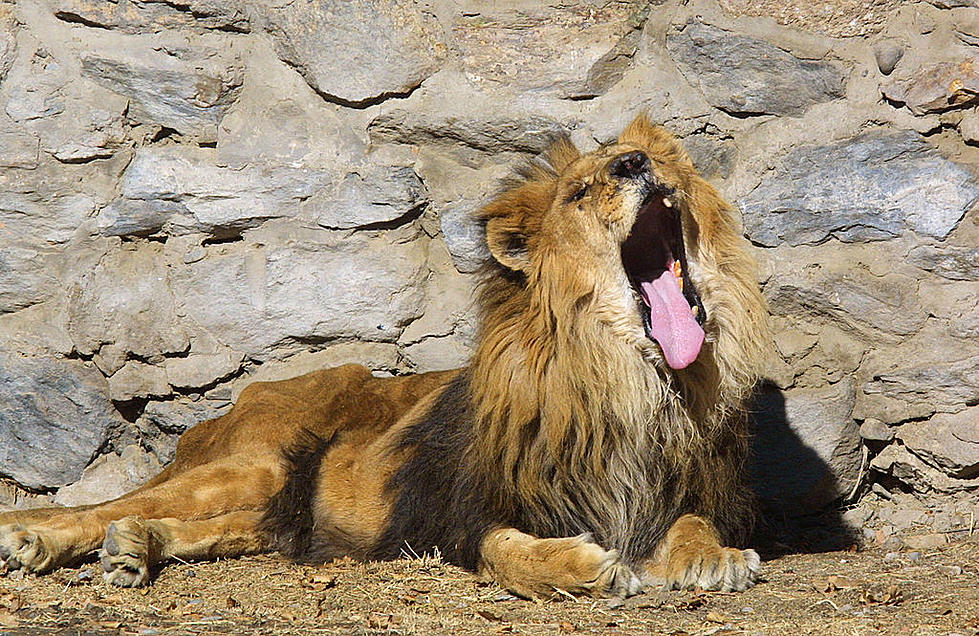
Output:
[100,511,266,587]
[0,452,282,578]
[644,514,761,592]
[478,528,642,600]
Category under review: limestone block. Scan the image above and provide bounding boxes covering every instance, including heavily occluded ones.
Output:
[0,354,123,489]
[898,408,979,479]
[750,379,861,513]
[667,21,845,116]
[52,445,162,507]
[67,242,189,358]
[740,130,979,246]
[170,230,427,359]
[251,0,445,106]
[882,58,979,115]
[80,33,244,140]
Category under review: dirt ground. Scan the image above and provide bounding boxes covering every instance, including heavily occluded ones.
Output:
[0,530,976,636]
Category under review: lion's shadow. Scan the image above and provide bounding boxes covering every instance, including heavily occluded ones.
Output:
[747,380,859,557]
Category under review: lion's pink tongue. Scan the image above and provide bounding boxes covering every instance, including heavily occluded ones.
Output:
[639,270,705,370]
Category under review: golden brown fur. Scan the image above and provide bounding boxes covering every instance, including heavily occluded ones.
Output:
[0,115,769,599]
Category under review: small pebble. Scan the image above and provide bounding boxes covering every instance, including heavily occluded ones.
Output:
[884,552,900,562]
[873,42,904,75]
[741,606,754,614]
[937,565,962,576]
[140,630,161,636]
[907,551,922,562]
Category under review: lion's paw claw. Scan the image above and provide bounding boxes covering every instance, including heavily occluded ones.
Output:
[100,518,151,588]
[0,525,54,574]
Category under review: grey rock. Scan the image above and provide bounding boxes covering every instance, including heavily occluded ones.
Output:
[0,9,15,86]
[52,445,162,507]
[0,354,124,490]
[95,199,197,238]
[907,244,979,281]
[141,398,230,436]
[439,203,490,274]
[368,72,570,154]
[314,164,427,230]
[862,350,979,417]
[53,0,250,33]
[874,42,904,76]
[0,169,98,245]
[0,243,57,314]
[960,109,979,143]
[667,21,845,116]
[926,0,979,10]
[108,361,172,401]
[680,133,737,180]
[164,334,243,390]
[80,35,244,140]
[451,3,644,98]
[67,243,190,359]
[765,266,926,337]
[371,107,567,155]
[4,52,67,123]
[170,229,427,359]
[898,409,979,479]
[860,418,895,442]
[750,378,860,514]
[38,81,129,163]
[118,146,328,237]
[0,128,39,169]
[882,58,979,115]
[251,1,445,106]
[402,335,472,373]
[740,130,979,246]
[138,398,232,464]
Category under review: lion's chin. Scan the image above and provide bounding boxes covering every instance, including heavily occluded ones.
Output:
[620,192,707,370]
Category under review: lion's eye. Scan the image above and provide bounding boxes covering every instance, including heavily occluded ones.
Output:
[568,184,588,203]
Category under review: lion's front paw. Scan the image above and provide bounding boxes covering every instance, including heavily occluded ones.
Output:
[560,538,643,599]
[483,530,642,600]
[100,517,151,587]
[655,545,761,592]
[0,524,56,574]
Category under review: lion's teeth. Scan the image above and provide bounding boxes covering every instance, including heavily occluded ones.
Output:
[691,305,699,316]
[663,197,673,208]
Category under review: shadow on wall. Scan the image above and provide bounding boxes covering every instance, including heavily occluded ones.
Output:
[748,380,859,555]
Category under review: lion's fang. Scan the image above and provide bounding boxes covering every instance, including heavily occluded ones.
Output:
[662,197,673,208]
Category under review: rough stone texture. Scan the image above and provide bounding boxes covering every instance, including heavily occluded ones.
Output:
[1,0,977,514]
[882,58,979,115]
[251,1,446,106]
[667,21,845,116]
[80,33,244,141]
[0,354,123,489]
[898,409,979,479]
[52,444,162,507]
[450,3,645,98]
[751,379,861,513]
[113,146,328,238]
[740,130,979,247]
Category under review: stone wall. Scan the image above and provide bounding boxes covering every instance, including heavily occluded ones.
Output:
[0,0,977,514]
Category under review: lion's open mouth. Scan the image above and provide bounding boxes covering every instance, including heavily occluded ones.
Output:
[620,186,707,370]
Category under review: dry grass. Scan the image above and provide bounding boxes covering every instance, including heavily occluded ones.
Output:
[0,536,977,635]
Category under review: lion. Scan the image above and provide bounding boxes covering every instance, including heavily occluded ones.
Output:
[0,114,769,599]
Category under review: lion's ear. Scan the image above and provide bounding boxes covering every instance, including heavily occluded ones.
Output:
[485,216,531,272]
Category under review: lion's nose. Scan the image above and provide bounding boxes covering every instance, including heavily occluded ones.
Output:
[609,151,650,180]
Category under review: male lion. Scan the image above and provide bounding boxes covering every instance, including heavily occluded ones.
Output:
[0,115,769,599]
